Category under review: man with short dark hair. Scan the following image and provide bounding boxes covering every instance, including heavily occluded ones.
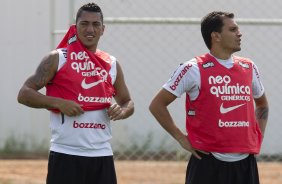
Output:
[18,3,134,184]
[149,11,269,184]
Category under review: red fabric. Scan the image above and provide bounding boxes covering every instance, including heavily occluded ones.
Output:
[185,53,262,153]
[46,25,115,112]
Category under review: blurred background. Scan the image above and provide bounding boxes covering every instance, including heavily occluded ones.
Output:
[0,0,281,162]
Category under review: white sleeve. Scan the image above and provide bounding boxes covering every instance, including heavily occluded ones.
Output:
[163,59,200,99]
[252,62,265,99]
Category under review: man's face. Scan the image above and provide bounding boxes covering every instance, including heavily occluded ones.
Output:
[76,11,105,51]
[217,18,242,53]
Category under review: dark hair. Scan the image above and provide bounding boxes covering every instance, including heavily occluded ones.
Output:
[76,3,103,24]
[201,11,234,49]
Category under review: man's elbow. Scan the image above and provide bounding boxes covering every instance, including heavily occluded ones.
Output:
[17,88,27,105]
[17,95,24,105]
[149,101,157,115]
[128,101,135,117]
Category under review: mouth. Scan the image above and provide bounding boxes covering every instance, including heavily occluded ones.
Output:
[85,35,95,39]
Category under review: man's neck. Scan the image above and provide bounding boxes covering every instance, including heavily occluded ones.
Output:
[210,49,232,60]
[84,44,98,53]
[86,47,97,53]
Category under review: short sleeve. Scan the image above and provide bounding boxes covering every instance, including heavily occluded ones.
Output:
[252,62,265,98]
[163,59,200,99]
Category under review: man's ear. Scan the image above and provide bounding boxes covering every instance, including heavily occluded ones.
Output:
[211,32,221,42]
[101,25,105,36]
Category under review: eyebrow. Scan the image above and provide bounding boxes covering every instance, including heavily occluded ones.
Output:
[79,20,102,24]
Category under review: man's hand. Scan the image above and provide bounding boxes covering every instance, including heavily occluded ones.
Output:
[57,99,84,117]
[177,136,209,160]
[107,103,125,121]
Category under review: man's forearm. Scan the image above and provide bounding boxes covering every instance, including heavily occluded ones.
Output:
[149,104,185,141]
[254,94,269,136]
[256,106,269,136]
[17,86,59,109]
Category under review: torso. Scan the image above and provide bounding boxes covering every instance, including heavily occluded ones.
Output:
[163,53,264,161]
[49,48,117,157]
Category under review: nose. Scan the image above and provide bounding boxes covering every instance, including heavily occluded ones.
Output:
[237,30,242,37]
[86,25,95,33]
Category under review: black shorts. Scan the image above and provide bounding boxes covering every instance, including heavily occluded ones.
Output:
[186,152,260,184]
[46,151,117,184]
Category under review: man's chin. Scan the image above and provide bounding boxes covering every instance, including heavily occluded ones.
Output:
[234,47,241,52]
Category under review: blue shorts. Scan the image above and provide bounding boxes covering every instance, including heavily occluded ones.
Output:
[46,151,117,184]
[186,152,260,184]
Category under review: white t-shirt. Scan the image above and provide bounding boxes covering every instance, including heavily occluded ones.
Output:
[163,54,264,162]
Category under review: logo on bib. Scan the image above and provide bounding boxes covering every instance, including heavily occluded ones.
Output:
[220,103,245,114]
[81,78,105,89]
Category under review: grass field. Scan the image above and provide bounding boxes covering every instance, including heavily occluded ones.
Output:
[0,160,281,184]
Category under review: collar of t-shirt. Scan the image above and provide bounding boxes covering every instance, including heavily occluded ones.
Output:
[209,53,234,69]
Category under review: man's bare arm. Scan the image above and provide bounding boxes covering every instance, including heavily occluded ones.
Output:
[149,89,203,159]
[18,51,59,108]
[108,61,134,121]
[17,51,84,116]
[254,93,269,136]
